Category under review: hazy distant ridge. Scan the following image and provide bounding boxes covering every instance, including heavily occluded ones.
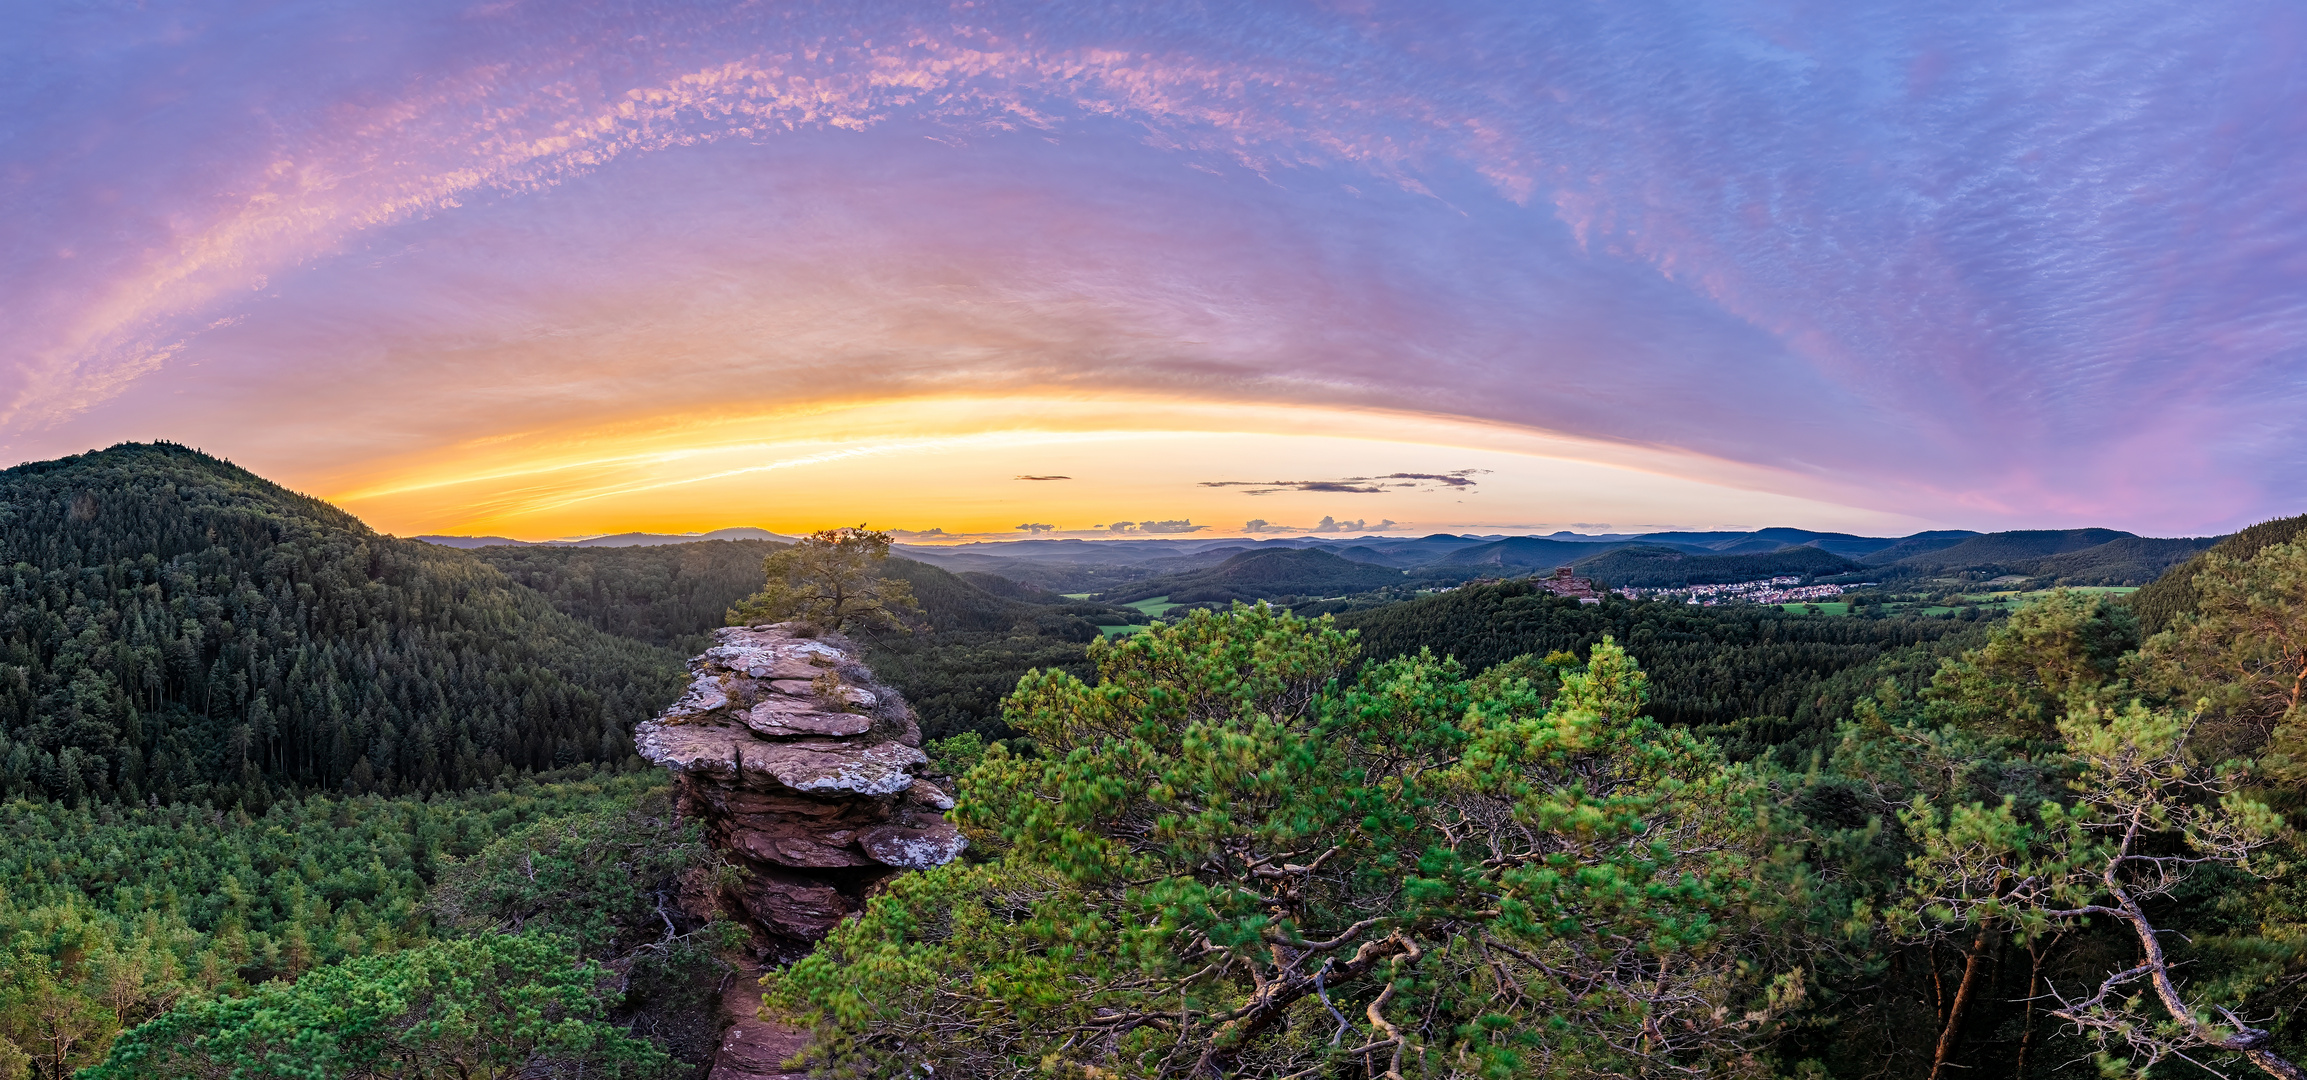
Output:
[415,526,793,548]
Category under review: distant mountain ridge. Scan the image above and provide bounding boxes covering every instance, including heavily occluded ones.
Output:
[1438,537,1624,569]
[1102,548,1410,604]
[416,526,792,548]
[1862,528,2133,569]
[1859,528,2218,584]
[898,523,2223,591]
[433,521,2227,596]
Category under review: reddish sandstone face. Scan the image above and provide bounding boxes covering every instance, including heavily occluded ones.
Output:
[635,623,962,950]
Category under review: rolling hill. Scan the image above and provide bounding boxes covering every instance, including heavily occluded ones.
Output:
[477,536,1141,742]
[1837,530,1979,563]
[1568,544,1868,588]
[2129,513,2307,633]
[2021,536,2220,586]
[471,538,783,652]
[898,522,2219,601]
[1100,548,1408,604]
[417,526,791,548]
[1438,536,1638,570]
[0,443,686,807]
[1335,577,1979,735]
[879,559,1135,637]
[473,541,1132,646]
[1867,528,2136,570]
[1849,527,2220,586]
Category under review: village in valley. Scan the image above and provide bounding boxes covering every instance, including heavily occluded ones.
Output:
[1619,575,1859,606]
[1529,566,1858,607]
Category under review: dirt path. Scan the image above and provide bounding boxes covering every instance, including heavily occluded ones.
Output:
[709,966,812,1080]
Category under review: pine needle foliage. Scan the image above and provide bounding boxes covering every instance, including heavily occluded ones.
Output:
[728,526,920,633]
[0,443,684,807]
[768,604,1813,1080]
[83,931,674,1079]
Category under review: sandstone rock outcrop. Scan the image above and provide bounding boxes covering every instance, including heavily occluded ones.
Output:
[635,625,964,952]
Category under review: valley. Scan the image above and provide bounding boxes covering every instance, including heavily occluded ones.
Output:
[3,444,2302,1078]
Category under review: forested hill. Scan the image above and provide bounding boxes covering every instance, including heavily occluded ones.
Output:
[0,443,685,807]
[1099,548,1407,604]
[1568,543,1865,587]
[471,539,780,654]
[464,539,1139,743]
[2129,512,2307,633]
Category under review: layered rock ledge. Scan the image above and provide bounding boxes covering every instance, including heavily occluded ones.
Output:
[636,625,964,951]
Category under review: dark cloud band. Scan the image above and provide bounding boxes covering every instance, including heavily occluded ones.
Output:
[1201,470,1480,495]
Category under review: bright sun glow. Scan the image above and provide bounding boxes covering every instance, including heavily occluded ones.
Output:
[326,394,1940,540]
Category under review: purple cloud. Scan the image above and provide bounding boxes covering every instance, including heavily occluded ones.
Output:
[1108,519,1208,534]
[1203,471,1479,496]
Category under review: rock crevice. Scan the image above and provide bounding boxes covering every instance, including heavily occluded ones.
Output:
[636,625,964,952]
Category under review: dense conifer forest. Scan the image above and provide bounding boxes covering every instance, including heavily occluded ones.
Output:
[0,445,685,809]
[2128,513,2307,632]
[473,539,1133,742]
[471,539,784,654]
[1338,582,1989,760]
[772,562,2307,1080]
[1560,541,1866,587]
[1,768,728,1077]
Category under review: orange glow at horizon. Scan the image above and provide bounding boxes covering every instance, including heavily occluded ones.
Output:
[322,393,1944,540]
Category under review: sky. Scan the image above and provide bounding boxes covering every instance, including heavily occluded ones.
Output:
[4,1,2303,542]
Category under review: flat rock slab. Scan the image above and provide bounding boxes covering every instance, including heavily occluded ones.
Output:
[742,699,873,738]
[635,719,753,777]
[860,820,969,870]
[712,964,812,1080]
[665,674,731,722]
[705,634,845,680]
[752,739,925,797]
[728,822,877,869]
[636,722,919,797]
[908,778,955,811]
[742,873,851,940]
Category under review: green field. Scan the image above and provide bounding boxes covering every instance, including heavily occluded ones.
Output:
[1128,595,1182,619]
[1917,585,2137,615]
[1781,585,2138,617]
[1098,596,1181,637]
